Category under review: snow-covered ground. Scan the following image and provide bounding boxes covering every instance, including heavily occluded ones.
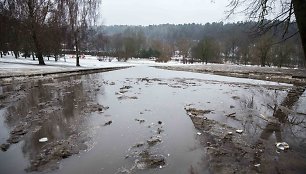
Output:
[1,54,305,83]
[0,54,191,68]
[0,54,193,77]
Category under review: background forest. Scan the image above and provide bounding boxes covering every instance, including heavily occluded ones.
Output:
[1,16,304,67]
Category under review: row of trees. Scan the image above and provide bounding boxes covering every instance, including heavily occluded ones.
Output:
[227,0,306,67]
[0,0,101,66]
[94,22,304,67]
[191,29,304,67]
[1,1,305,68]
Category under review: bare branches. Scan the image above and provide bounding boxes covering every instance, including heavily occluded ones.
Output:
[61,0,101,66]
[0,0,101,65]
[227,0,296,38]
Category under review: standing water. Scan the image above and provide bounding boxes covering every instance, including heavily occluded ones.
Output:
[0,66,305,174]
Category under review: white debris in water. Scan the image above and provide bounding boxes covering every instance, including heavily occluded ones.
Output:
[254,164,261,167]
[39,137,48,143]
[197,132,202,135]
[236,130,243,134]
[276,142,289,150]
[228,132,233,135]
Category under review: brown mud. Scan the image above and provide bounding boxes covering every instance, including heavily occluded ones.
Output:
[185,86,306,174]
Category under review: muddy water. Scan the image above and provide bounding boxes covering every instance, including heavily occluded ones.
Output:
[0,66,305,174]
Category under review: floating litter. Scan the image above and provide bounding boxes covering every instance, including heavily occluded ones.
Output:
[254,164,261,167]
[197,132,202,135]
[236,130,243,134]
[39,137,48,143]
[276,142,289,151]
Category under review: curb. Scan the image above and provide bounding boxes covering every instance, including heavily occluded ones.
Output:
[0,66,131,79]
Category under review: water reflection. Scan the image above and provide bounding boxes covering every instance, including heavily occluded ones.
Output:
[259,87,305,142]
[252,87,306,173]
[0,75,103,172]
[1,66,305,174]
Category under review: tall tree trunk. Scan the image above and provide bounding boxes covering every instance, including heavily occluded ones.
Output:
[32,33,45,65]
[36,52,45,65]
[292,0,306,66]
[74,31,80,67]
[32,52,35,60]
[75,41,80,67]
[31,27,45,65]
[14,51,18,59]
[28,0,45,65]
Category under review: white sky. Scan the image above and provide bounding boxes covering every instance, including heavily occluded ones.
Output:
[101,0,244,26]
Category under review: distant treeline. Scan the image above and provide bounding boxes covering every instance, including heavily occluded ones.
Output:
[0,12,304,67]
[97,22,304,67]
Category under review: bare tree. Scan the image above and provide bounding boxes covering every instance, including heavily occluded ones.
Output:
[65,0,101,66]
[176,38,191,64]
[237,37,251,65]
[192,38,220,64]
[0,0,23,59]
[253,33,274,67]
[272,41,294,67]
[25,0,52,65]
[152,40,173,63]
[228,0,306,66]
[0,0,62,65]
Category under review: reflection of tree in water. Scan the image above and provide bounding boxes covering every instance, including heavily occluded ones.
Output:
[4,79,54,126]
[238,87,305,139]
[259,87,305,142]
[254,87,306,173]
[237,88,286,140]
[2,74,103,171]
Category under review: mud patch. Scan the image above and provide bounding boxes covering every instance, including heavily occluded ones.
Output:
[185,106,258,173]
[135,150,166,169]
[185,89,306,174]
[84,102,109,113]
[185,107,213,117]
[119,120,167,173]
[117,95,138,100]
[26,134,88,172]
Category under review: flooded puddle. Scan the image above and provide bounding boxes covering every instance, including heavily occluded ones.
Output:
[0,66,305,174]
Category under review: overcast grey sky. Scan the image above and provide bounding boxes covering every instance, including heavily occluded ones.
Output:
[101,0,244,26]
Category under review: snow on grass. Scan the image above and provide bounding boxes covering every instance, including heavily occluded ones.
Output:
[0,54,193,69]
[0,54,195,77]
